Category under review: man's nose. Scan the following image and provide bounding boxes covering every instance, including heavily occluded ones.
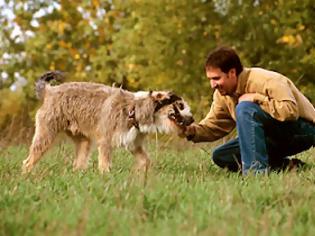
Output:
[210,80,217,89]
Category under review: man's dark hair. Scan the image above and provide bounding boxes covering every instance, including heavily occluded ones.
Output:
[205,46,243,76]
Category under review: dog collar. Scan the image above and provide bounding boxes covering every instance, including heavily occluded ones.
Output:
[128,106,139,129]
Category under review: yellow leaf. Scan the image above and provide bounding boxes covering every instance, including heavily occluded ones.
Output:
[49,62,55,71]
[277,35,295,45]
[277,34,302,47]
[270,19,277,25]
[297,24,305,31]
[128,63,136,71]
[76,62,83,71]
[92,0,100,8]
[58,40,68,48]
[58,21,66,35]
[74,54,80,60]
[295,34,303,46]
[69,48,78,58]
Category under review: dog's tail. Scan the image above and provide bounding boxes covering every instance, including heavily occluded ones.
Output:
[36,71,65,100]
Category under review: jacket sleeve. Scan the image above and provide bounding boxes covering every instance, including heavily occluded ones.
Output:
[253,77,299,121]
[191,92,236,143]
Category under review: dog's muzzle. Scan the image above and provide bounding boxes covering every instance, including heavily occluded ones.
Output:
[182,116,194,126]
[168,113,194,126]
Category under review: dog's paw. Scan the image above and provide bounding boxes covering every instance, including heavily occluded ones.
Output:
[21,162,33,174]
[98,165,112,174]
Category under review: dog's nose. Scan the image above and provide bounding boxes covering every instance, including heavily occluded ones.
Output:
[184,116,194,126]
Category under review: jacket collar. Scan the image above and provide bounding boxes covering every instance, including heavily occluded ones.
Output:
[234,67,251,97]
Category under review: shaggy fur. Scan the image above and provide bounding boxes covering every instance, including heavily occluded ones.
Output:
[22,71,194,173]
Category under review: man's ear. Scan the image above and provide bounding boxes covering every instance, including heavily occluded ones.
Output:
[228,68,236,77]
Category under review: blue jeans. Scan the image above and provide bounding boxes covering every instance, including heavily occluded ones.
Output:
[212,101,315,175]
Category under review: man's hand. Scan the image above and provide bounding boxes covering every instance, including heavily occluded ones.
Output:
[178,124,196,141]
[238,93,256,103]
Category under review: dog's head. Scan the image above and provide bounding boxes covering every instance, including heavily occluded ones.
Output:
[133,91,194,134]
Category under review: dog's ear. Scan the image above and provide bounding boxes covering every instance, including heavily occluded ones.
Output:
[168,92,182,103]
[153,92,181,112]
[152,91,181,102]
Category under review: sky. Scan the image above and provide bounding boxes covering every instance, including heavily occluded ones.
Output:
[0,0,26,90]
[0,0,90,91]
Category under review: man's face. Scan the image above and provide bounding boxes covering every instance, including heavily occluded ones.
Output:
[206,67,238,96]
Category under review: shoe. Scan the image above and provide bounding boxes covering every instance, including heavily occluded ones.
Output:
[287,158,307,171]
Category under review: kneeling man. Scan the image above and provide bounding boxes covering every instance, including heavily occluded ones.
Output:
[184,46,315,175]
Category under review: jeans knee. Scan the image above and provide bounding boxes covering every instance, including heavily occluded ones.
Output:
[236,101,260,119]
[212,147,223,166]
[212,146,240,172]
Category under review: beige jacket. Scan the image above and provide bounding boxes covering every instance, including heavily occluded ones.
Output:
[192,67,315,142]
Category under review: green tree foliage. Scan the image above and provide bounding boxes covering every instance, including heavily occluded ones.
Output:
[219,0,315,100]
[1,0,315,142]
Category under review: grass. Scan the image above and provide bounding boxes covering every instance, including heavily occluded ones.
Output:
[0,139,315,236]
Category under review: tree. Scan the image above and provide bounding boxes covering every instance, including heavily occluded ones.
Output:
[1,0,314,144]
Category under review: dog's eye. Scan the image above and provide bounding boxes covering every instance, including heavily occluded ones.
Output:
[178,103,184,110]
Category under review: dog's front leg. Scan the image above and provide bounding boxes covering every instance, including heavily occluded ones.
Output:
[130,146,151,172]
[97,141,112,174]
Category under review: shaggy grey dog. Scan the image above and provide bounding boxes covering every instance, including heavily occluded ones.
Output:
[22,71,194,173]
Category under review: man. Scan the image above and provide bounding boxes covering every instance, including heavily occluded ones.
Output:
[184,46,315,175]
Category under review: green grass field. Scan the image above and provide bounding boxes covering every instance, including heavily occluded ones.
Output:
[1,139,315,236]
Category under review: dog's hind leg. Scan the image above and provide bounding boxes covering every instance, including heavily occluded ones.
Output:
[22,122,57,173]
[69,134,92,171]
[130,146,151,172]
[96,139,112,174]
